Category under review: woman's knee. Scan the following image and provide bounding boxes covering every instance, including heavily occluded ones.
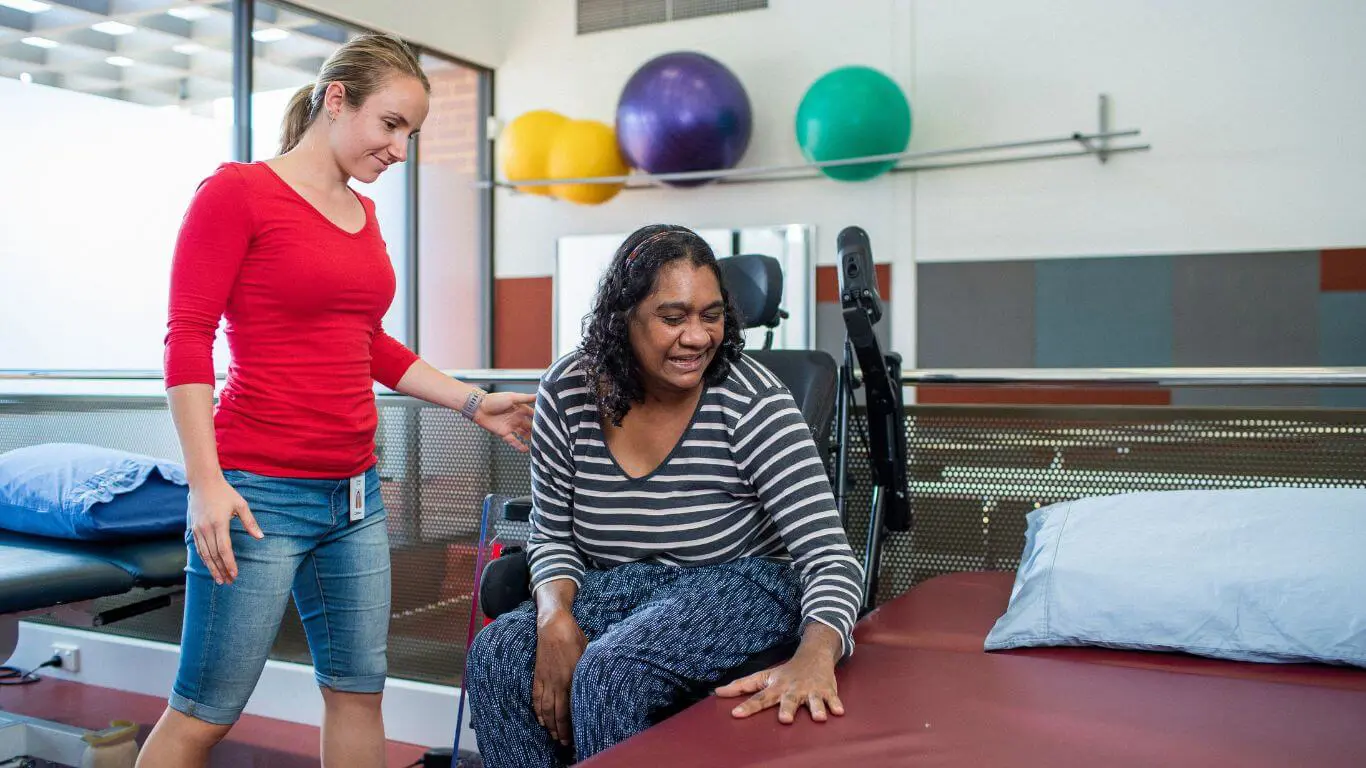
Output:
[466,612,538,693]
[571,642,641,705]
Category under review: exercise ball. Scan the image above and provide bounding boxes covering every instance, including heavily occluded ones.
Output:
[545,119,630,205]
[616,51,752,187]
[498,110,568,195]
[795,66,911,181]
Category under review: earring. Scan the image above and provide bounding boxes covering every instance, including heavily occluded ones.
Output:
[328,111,336,122]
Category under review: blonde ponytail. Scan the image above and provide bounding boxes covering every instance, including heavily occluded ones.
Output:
[275,34,430,156]
[279,82,318,154]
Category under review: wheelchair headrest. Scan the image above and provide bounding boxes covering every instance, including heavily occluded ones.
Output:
[718,254,784,329]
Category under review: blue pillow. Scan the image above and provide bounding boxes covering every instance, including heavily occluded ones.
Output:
[0,443,189,540]
[984,488,1366,668]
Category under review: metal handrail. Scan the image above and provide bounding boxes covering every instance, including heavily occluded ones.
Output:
[0,369,545,383]
[901,367,1366,387]
[475,128,1148,190]
[5,367,1366,389]
[2,363,1366,401]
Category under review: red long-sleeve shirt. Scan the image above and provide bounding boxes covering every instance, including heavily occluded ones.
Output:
[164,161,418,478]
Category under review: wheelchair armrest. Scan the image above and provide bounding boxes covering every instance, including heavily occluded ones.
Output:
[503,496,533,522]
[478,549,532,620]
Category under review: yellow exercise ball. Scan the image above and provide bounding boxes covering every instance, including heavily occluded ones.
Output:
[545,120,630,205]
[498,110,569,196]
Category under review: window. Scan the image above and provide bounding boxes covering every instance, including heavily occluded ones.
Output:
[0,0,234,370]
[415,52,489,369]
[0,0,492,371]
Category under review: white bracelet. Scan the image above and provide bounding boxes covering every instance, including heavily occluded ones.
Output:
[460,388,486,420]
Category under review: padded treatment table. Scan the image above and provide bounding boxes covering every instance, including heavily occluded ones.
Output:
[579,573,1366,767]
[0,529,187,615]
[1,529,186,765]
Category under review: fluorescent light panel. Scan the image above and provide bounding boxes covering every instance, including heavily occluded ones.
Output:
[105,55,135,67]
[0,0,52,13]
[167,6,210,20]
[252,28,289,42]
[21,36,59,48]
[92,21,137,35]
[173,42,204,54]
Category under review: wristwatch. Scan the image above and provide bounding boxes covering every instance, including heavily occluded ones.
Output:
[461,388,486,420]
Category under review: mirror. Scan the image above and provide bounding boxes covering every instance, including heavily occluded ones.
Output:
[554,225,814,360]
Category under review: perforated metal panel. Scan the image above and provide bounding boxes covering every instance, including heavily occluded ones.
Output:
[670,0,768,21]
[577,0,766,34]
[577,0,666,34]
[7,394,1366,686]
[866,405,1366,605]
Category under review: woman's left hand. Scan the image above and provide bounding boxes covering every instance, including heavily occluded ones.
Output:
[473,391,536,452]
[714,649,844,724]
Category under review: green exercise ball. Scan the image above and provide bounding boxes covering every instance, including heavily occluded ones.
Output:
[795,66,912,181]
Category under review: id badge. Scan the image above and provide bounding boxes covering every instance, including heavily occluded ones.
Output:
[349,475,365,522]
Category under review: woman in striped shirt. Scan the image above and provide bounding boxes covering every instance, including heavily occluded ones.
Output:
[465,225,865,766]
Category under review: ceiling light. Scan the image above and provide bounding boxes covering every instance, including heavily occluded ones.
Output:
[19,72,33,83]
[92,21,137,35]
[167,6,210,20]
[105,55,135,67]
[21,36,59,48]
[0,1,52,13]
[252,28,290,43]
[173,42,204,54]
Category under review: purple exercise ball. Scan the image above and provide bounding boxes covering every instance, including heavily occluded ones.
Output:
[615,51,753,187]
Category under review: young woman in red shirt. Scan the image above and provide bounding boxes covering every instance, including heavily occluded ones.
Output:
[138,34,533,768]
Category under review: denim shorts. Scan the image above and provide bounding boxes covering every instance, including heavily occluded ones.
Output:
[169,466,391,726]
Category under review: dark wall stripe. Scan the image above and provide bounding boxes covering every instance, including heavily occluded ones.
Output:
[1321,248,1366,291]
[493,277,553,369]
[916,386,1172,406]
[816,263,892,303]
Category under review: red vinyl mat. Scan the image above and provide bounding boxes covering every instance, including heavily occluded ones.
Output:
[581,572,1366,767]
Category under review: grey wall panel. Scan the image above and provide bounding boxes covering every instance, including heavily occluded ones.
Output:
[1172,252,1319,366]
[918,260,1034,367]
[1034,256,1172,367]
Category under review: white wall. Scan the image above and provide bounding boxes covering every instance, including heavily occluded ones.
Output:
[488,0,1366,361]
[297,0,508,68]
[912,0,1366,264]
[493,0,918,347]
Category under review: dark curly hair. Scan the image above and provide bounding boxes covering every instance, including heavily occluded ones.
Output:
[579,224,745,426]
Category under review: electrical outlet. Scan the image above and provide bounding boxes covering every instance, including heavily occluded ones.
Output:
[52,642,80,673]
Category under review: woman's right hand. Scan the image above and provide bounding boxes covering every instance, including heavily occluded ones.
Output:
[189,476,264,585]
[533,609,588,746]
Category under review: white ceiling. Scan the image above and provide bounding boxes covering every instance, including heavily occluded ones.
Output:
[0,0,352,108]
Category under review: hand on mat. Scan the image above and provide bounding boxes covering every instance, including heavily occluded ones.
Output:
[715,642,844,724]
[532,610,587,746]
[189,476,264,586]
[474,392,536,453]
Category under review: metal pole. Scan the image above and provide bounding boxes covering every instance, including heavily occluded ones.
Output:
[478,71,495,368]
[861,484,884,614]
[405,118,420,353]
[232,0,253,162]
[832,339,854,524]
[1098,93,1112,163]
[898,367,1366,387]
[474,129,1145,189]
[9,366,1366,387]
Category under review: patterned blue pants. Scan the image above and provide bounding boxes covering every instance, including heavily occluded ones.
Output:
[464,557,802,767]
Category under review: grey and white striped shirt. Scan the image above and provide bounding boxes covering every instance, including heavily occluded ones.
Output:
[526,351,865,656]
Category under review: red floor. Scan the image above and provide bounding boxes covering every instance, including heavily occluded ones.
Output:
[0,675,430,766]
